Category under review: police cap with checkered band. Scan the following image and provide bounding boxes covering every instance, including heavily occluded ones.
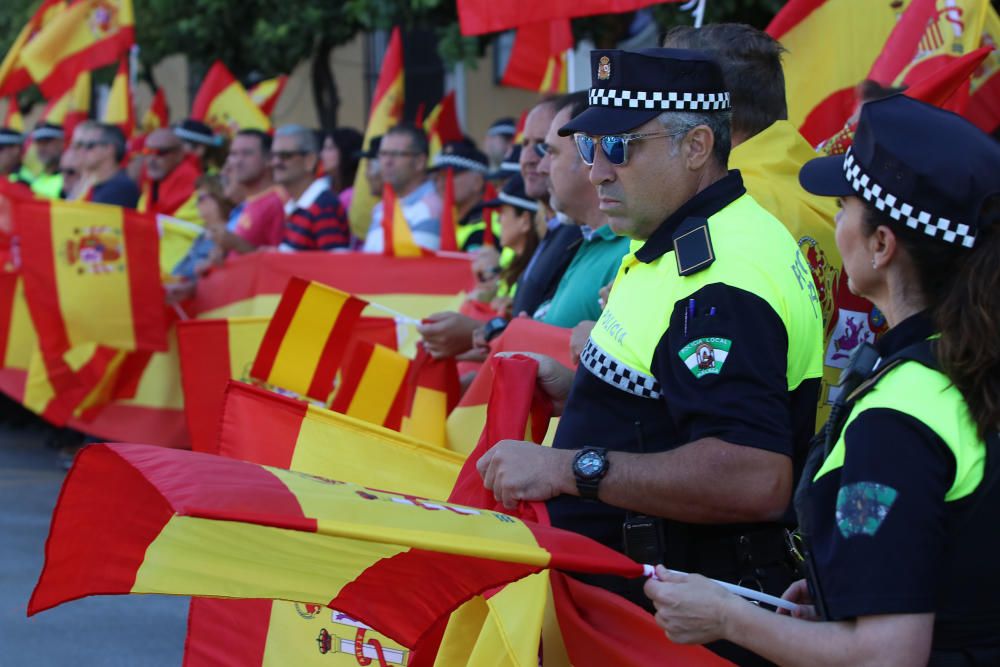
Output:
[799,94,1000,250]
[557,48,730,137]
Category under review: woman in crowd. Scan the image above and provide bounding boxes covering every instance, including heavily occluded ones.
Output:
[644,95,1000,666]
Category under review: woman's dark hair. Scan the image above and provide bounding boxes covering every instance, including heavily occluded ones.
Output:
[195,173,234,221]
[499,209,540,291]
[863,196,1000,436]
[326,127,364,194]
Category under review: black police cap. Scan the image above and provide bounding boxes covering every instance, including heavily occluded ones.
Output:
[430,140,489,174]
[481,173,538,213]
[0,128,24,146]
[800,94,1000,249]
[488,144,521,181]
[558,48,730,137]
[174,119,221,147]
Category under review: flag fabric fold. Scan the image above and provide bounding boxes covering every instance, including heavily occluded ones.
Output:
[349,27,404,240]
[501,20,573,94]
[248,75,288,117]
[249,277,368,402]
[0,0,68,97]
[330,340,411,429]
[141,87,170,133]
[29,442,646,650]
[20,0,135,99]
[103,57,135,137]
[400,344,461,447]
[191,61,271,138]
[457,0,672,36]
[423,91,463,159]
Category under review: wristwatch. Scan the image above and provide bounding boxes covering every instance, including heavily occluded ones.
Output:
[482,316,509,342]
[572,447,609,500]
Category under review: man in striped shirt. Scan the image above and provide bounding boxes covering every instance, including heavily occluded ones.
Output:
[273,125,350,251]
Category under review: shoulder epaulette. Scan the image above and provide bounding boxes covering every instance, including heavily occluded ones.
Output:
[672,216,714,276]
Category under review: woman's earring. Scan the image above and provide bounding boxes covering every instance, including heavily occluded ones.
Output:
[871,259,878,270]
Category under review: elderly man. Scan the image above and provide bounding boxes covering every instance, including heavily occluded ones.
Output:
[272,125,350,251]
[361,124,441,252]
[138,127,202,223]
[78,123,139,207]
[477,49,824,666]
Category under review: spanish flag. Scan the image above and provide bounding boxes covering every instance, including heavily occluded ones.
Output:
[15,197,167,362]
[28,443,645,649]
[189,379,465,667]
[2,98,24,132]
[249,277,368,402]
[330,341,411,429]
[141,87,169,133]
[423,91,463,159]
[20,0,135,99]
[456,0,669,35]
[248,75,288,117]
[500,19,573,93]
[349,27,404,240]
[381,183,432,258]
[0,0,68,97]
[400,343,461,447]
[39,70,90,137]
[102,57,134,137]
[191,61,271,138]
[968,5,1000,132]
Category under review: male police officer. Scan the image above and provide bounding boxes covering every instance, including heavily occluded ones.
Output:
[478,49,824,665]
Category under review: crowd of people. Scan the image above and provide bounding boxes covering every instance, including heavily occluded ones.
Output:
[3,20,999,667]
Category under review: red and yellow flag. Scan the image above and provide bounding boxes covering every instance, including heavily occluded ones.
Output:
[2,98,24,132]
[349,27,404,240]
[968,4,1000,132]
[20,0,135,99]
[400,344,461,447]
[39,70,90,137]
[381,183,432,258]
[141,87,169,133]
[102,56,134,137]
[423,91,463,159]
[28,443,644,648]
[15,197,167,362]
[457,0,672,35]
[248,75,288,117]
[187,379,466,667]
[438,168,459,252]
[191,61,271,138]
[330,341,411,430]
[0,0,69,98]
[501,19,573,93]
[249,277,368,401]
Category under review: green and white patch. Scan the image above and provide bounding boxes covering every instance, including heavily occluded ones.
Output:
[678,337,732,378]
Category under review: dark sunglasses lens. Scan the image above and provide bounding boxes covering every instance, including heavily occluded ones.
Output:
[533,142,547,159]
[574,135,595,165]
[601,136,626,165]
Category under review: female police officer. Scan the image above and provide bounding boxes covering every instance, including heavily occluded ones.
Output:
[643,94,1000,666]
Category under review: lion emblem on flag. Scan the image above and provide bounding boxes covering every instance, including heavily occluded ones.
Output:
[64,226,125,274]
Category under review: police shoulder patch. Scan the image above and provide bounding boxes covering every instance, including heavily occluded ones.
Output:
[678,337,731,378]
[835,481,898,538]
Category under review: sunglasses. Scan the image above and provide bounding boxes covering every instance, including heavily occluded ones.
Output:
[533,142,549,159]
[573,129,688,167]
[272,150,308,161]
[377,149,419,159]
[142,145,181,157]
[77,140,109,150]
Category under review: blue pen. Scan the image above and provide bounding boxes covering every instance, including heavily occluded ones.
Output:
[685,298,696,335]
[709,306,717,317]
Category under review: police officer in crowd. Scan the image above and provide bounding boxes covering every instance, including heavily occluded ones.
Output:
[645,95,1000,666]
[478,48,823,666]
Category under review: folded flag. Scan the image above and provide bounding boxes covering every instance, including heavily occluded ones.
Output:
[381,183,433,258]
[29,443,645,650]
[15,197,167,362]
[249,277,368,402]
[248,75,288,117]
[0,0,68,98]
[141,87,169,133]
[400,344,461,447]
[330,340,411,430]
[191,60,271,137]
[103,57,135,138]
[20,0,135,99]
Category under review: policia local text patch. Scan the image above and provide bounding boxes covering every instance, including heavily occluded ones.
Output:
[678,337,732,378]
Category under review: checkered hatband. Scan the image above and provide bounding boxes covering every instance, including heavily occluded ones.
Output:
[580,339,661,400]
[843,149,976,249]
[432,155,489,173]
[589,89,730,112]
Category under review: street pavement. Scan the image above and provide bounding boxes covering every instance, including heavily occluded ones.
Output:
[0,421,188,666]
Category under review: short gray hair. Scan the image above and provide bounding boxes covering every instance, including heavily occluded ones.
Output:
[657,110,732,166]
[275,124,319,154]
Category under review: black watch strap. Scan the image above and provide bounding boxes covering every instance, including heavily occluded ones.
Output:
[573,447,609,500]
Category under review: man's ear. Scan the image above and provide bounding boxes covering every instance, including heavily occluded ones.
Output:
[683,125,715,172]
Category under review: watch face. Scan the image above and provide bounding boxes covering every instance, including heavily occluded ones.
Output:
[576,451,604,479]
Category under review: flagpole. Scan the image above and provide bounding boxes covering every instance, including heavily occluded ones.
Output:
[647,566,799,612]
[365,300,420,326]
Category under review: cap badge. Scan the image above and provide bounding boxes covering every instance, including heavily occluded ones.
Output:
[597,56,611,81]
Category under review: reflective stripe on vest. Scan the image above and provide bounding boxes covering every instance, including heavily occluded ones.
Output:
[814,360,984,501]
[588,193,824,391]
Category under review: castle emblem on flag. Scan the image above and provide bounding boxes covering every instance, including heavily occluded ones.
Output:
[64,226,125,275]
[88,1,120,38]
[597,55,611,80]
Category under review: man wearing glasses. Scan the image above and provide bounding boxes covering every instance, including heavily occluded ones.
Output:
[361,124,441,253]
[138,128,202,225]
[478,49,823,665]
[78,123,138,208]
